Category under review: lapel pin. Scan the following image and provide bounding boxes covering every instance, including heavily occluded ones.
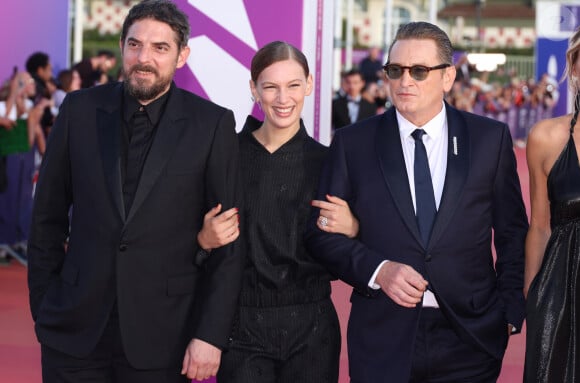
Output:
[453,136,458,156]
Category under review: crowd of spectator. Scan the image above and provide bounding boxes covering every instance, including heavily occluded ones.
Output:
[446,70,558,148]
[0,50,116,264]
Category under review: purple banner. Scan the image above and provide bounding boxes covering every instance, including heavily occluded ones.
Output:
[0,0,69,83]
[173,0,303,127]
[536,37,568,117]
[560,5,580,32]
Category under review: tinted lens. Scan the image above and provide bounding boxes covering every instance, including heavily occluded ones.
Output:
[384,64,438,81]
[385,65,401,79]
[409,66,429,81]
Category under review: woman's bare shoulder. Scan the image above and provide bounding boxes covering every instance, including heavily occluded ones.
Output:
[529,114,571,143]
[527,115,572,168]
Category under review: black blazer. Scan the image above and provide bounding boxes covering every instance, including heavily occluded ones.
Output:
[306,104,528,382]
[332,96,377,130]
[28,82,243,369]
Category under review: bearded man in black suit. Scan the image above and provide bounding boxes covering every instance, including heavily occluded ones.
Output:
[27,1,242,382]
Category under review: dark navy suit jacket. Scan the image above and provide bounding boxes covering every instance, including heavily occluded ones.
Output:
[305,103,528,382]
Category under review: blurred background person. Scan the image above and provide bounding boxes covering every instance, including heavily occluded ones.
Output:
[358,46,383,85]
[332,68,377,130]
[0,69,48,263]
[454,53,473,85]
[53,69,81,109]
[73,49,117,89]
[25,52,53,103]
[25,51,55,139]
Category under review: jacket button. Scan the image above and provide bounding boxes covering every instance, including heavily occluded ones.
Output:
[425,253,432,262]
[119,244,127,252]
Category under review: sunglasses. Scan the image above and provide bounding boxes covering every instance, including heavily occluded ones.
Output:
[383,63,451,81]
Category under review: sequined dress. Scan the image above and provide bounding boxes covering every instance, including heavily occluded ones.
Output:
[525,122,580,382]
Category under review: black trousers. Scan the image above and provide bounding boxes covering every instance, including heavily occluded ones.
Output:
[40,305,189,383]
[217,298,341,383]
[409,308,502,383]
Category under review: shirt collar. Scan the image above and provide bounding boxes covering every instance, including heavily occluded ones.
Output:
[347,95,361,103]
[242,115,310,153]
[396,102,447,141]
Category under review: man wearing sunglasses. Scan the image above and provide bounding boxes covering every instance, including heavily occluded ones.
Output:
[307,21,527,382]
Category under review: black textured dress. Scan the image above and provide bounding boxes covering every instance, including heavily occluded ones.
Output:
[525,121,580,382]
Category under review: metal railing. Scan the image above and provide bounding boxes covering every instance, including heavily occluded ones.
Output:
[504,55,535,80]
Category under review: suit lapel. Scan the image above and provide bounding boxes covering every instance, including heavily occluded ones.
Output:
[375,109,423,245]
[428,104,470,247]
[125,89,187,224]
[97,85,124,221]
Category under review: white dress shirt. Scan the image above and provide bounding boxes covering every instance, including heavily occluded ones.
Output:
[369,103,448,308]
[347,95,361,123]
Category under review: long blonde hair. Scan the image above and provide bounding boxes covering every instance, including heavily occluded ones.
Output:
[564,28,580,93]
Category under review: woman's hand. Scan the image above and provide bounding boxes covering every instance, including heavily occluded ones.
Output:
[312,194,359,238]
[197,204,240,251]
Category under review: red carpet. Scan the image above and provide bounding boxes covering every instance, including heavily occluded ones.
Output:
[0,148,528,382]
[0,262,41,381]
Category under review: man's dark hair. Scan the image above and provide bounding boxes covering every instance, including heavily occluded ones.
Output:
[120,0,190,49]
[96,49,115,59]
[25,52,50,75]
[344,68,363,79]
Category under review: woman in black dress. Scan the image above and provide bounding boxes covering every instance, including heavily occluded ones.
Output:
[525,27,580,382]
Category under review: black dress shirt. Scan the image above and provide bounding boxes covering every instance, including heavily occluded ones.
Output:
[121,85,171,215]
[237,115,333,307]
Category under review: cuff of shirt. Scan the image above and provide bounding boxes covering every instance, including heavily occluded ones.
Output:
[368,260,389,289]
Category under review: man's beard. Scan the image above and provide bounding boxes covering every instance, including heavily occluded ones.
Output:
[124,64,173,102]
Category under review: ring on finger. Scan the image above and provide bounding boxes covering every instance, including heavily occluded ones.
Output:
[320,216,328,227]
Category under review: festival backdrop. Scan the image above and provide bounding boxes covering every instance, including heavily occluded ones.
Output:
[536,1,580,117]
[0,0,69,84]
[172,0,335,144]
[0,1,334,143]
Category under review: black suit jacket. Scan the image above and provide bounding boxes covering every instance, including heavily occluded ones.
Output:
[332,96,377,130]
[305,104,528,382]
[28,82,243,369]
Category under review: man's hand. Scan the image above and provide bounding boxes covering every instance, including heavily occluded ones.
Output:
[375,261,428,308]
[181,338,222,381]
